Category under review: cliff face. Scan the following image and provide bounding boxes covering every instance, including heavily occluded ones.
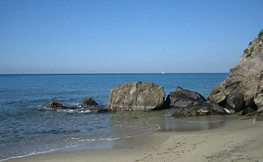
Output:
[208,30,263,113]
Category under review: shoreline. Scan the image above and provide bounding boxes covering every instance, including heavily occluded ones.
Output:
[6,116,263,162]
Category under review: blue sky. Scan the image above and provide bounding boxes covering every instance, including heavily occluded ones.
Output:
[0,0,262,74]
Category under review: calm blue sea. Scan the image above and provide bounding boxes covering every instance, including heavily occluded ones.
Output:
[0,73,227,160]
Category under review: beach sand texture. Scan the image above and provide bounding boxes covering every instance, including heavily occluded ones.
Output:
[7,117,263,162]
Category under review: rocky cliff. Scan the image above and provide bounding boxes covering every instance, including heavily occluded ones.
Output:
[208,30,263,117]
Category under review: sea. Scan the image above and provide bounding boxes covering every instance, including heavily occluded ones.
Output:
[0,73,228,161]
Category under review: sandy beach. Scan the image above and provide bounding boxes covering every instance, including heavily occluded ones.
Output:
[6,116,263,162]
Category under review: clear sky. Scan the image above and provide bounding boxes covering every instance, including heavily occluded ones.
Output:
[0,0,262,74]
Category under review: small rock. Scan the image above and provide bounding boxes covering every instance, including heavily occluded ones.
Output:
[83,98,98,107]
[47,101,67,109]
[90,108,110,113]
[256,112,263,121]
[206,100,227,115]
[226,92,244,112]
[241,107,256,115]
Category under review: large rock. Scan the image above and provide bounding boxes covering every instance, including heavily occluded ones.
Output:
[107,81,165,111]
[208,30,263,112]
[166,87,207,108]
[167,87,227,117]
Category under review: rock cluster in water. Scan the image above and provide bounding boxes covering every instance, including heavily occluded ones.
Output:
[104,30,263,119]
[46,98,108,113]
[105,82,227,117]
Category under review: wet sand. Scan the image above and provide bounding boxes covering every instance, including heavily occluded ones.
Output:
[7,117,263,162]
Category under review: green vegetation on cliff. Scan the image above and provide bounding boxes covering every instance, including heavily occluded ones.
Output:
[243,29,263,57]
[258,29,263,38]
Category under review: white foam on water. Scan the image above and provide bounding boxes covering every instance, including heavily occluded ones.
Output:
[0,138,97,162]
[0,130,160,162]
[42,107,92,114]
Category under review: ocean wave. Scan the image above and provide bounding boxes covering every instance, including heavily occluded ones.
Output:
[42,107,92,114]
[0,132,157,162]
[0,141,93,162]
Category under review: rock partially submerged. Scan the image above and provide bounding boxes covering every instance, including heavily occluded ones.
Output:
[167,87,227,117]
[46,100,109,113]
[107,81,165,111]
[47,101,68,109]
[208,30,263,116]
[173,106,212,117]
[90,108,110,113]
[83,97,98,107]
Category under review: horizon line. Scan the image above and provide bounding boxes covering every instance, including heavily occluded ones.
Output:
[0,72,229,75]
